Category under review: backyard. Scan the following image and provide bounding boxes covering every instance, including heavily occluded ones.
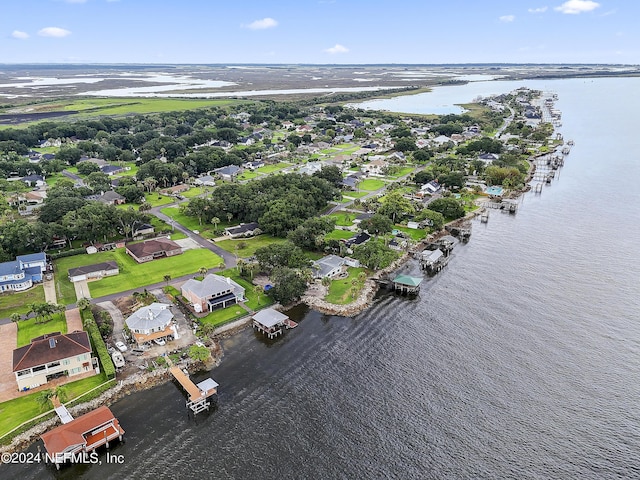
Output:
[358,179,387,191]
[324,268,369,305]
[0,286,46,318]
[54,248,224,304]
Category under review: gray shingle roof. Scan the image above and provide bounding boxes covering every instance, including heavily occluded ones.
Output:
[182,274,245,300]
[252,308,288,328]
[125,303,173,332]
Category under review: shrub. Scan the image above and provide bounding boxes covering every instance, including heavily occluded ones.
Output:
[81,309,116,379]
[48,247,87,260]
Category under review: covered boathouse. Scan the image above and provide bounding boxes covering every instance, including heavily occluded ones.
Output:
[40,406,124,469]
[252,308,296,339]
[392,274,423,294]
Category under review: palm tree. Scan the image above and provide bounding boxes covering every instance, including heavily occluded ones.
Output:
[226,212,233,224]
[198,267,208,276]
[210,216,220,233]
[254,284,263,306]
[77,297,91,311]
[163,274,172,285]
[9,312,21,324]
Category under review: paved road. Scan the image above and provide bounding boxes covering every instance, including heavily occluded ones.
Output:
[149,204,237,269]
[62,169,84,185]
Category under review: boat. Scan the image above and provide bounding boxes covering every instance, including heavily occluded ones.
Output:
[111,351,125,368]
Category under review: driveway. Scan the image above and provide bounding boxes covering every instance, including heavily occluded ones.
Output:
[43,276,57,304]
[73,279,91,300]
[97,301,126,346]
[0,322,18,402]
[65,308,83,332]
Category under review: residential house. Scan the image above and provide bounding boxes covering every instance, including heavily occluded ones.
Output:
[161,184,189,195]
[215,165,242,181]
[12,331,96,391]
[312,255,346,279]
[342,175,360,190]
[296,124,313,133]
[125,238,182,263]
[20,175,46,188]
[430,135,453,146]
[132,223,155,237]
[420,180,441,195]
[194,175,216,187]
[237,136,255,146]
[94,191,126,205]
[478,153,500,164]
[345,232,371,249]
[181,274,245,313]
[298,162,323,176]
[243,160,265,170]
[0,252,47,293]
[361,157,388,176]
[224,222,262,238]
[125,303,174,345]
[353,212,373,224]
[100,165,125,176]
[68,261,119,283]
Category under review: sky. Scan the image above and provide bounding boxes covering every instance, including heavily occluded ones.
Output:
[1,0,638,64]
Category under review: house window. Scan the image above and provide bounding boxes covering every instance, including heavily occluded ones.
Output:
[63,359,70,366]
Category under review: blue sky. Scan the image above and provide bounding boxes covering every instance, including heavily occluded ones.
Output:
[1,0,638,64]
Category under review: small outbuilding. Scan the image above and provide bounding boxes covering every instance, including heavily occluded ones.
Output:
[252,308,290,339]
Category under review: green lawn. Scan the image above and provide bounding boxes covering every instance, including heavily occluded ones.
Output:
[329,212,357,226]
[64,98,246,116]
[394,225,427,241]
[0,373,109,441]
[255,162,291,174]
[161,207,225,238]
[16,314,68,348]
[215,235,287,258]
[199,305,247,328]
[325,229,355,241]
[358,179,387,191]
[217,269,274,311]
[342,190,368,198]
[54,248,224,304]
[182,187,206,198]
[238,171,259,181]
[387,166,416,178]
[144,192,175,208]
[0,286,46,318]
[325,267,369,305]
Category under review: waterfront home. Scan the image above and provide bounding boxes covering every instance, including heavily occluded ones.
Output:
[41,406,124,469]
[125,303,174,345]
[181,274,245,313]
[0,252,47,293]
[13,331,96,391]
[68,261,119,283]
[125,238,182,263]
[312,255,346,279]
[223,222,262,238]
[252,308,290,339]
[392,274,423,294]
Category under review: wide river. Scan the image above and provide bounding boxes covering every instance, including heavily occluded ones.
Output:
[3,77,640,479]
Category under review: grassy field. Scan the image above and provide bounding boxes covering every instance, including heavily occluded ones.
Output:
[394,225,427,241]
[387,166,416,178]
[16,314,68,347]
[0,372,108,441]
[329,212,357,226]
[342,190,368,198]
[54,248,224,303]
[255,162,291,174]
[144,192,175,208]
[238,171,259,181]
[358,179,387,191]
[215,235,286,258]
[0,286,46,318]
[182,187,206,198]
[161,207,225,238]
[325,267,368,305]
[59,98,245,116]
[325,229,354,241]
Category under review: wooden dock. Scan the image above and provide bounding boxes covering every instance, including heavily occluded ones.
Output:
[169,361,218,414]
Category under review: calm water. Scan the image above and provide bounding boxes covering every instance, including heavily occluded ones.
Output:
[3,77,640,479]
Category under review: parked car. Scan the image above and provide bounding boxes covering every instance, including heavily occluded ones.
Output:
[154,338,166,346]
[115,341,128,352]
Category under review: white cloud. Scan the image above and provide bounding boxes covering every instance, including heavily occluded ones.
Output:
[554,0,600,14]
[244,18,278,30]
[499,15,515,22]
[528,6,548,13]
[38,27,72,38]
[11,30,29,39]
[324,44,349,54]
